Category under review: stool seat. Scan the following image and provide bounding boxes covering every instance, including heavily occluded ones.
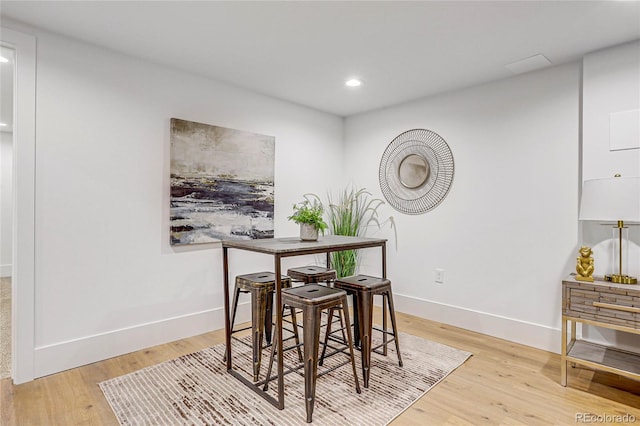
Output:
[332,274,391,291]
[282,284,344,304]
[332,274,402,388]
[236,272,286,289]
[264,284,360,423]
[287,266,336,284]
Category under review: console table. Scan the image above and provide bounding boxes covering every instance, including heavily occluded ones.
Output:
[222,235,387,409]
[561,275,640,386]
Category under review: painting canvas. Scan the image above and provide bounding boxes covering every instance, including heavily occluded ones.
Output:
[170,118,275,245]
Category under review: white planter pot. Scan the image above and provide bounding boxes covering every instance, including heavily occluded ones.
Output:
[300,223,319,241]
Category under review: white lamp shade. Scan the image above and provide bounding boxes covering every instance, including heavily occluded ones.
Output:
[579,176,640,222]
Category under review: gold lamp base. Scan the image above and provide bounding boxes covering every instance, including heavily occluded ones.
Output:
[605,274,638,285]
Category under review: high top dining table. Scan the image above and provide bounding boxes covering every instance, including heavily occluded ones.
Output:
[222,235,388,410]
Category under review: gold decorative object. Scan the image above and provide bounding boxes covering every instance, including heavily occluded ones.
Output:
[575,246,594,282]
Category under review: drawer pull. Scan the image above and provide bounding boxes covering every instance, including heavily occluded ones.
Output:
[593,301,640,314]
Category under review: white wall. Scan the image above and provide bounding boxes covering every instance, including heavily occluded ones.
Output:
[345,63,581,353]
[582,40,640,182]
[581,40,640,351]
[27,27,344,377]
[0,132,12,277]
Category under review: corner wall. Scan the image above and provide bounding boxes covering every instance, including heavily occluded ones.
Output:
[344,63,581,353]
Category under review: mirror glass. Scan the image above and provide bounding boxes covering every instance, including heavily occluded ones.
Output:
[398,154,429,189]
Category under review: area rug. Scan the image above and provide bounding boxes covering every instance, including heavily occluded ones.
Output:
[100,331,471,425]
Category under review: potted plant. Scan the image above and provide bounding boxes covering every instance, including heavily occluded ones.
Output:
[288,199,328,241]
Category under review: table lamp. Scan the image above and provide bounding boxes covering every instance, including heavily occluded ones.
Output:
[579,174,640,284]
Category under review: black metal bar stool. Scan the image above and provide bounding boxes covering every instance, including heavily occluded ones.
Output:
[329,274,403,388]
[263,284,361,423]
[227,272,301,382]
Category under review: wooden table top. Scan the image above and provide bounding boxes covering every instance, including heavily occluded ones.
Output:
[221,235,387,256]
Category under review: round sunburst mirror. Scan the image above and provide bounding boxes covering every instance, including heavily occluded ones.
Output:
[379,129,454,215]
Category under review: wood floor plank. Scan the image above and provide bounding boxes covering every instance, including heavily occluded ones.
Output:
[1,311,639,425]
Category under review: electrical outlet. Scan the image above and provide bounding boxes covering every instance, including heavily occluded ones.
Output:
[434,268,444,284]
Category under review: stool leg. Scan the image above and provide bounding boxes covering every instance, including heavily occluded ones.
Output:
[359,291,374,388]
[281,279,301,361]
[262,326,278,391]
[386,289,403,367]
[340,295,361,394]
[336,307,347,344]
[319,307,348,366]
[352,294,361,349]
[250,288,268,382]
[318,307,335,366]
[286,305,303,362]
[382,293,388,356]
[229,285,242,331]
[265,291,273,345]
[223,285,242,362]
[302,305,322,423]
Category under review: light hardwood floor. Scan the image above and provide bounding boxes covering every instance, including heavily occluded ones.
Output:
[2,311,639,425]
[0,277,11,380]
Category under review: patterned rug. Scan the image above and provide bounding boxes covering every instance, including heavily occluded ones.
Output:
[100,331,471,425]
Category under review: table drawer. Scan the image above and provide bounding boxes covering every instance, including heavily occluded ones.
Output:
[566,286,640,329]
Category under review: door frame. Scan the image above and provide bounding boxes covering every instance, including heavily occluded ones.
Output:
[1,26,36,384]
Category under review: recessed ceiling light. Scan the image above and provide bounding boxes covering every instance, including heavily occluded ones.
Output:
[345,79,362,87]
[0,57,8,63]
[0,123,7,127]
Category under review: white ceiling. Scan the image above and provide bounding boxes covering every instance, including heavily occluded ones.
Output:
[1,1,640,117]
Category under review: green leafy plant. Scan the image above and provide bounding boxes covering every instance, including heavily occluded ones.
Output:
[287,199,328,232]
[324,187,386,278]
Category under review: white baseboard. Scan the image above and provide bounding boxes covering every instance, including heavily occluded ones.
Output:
[33,294,562,378]
[33,302,252,378]
[393,293,561,354]
[0,264,11,277]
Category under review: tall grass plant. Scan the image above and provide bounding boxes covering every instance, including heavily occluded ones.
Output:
[324,187,385,277]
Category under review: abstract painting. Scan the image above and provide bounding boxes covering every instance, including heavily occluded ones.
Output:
[170,118,275,245]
